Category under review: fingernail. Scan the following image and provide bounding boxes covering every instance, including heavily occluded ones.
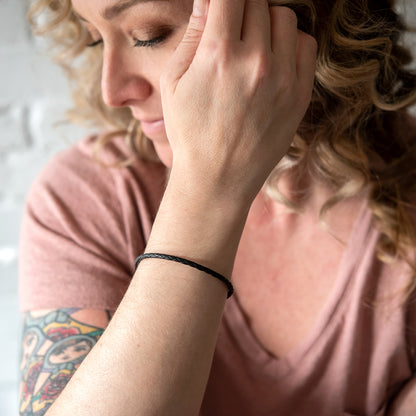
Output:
[193,0,206,17]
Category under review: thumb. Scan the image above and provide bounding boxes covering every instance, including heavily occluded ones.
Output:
[161,0,209,91]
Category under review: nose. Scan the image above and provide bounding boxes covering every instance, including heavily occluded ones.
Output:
[101,46,152,108]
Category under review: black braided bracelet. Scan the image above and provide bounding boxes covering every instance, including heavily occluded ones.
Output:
[134,253,234,298]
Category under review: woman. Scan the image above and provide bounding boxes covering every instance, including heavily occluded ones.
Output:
[18,0,416,414]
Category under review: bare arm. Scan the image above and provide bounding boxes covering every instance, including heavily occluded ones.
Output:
[19,308,112,415]
[46,184,248,416]
[29,0,316,415]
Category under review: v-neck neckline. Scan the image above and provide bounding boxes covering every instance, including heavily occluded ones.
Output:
[223,198,373,379]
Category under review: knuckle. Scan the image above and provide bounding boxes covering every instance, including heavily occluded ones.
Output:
[299,30,318,52]
[276,69,295,95]
[203,40,234,74]
[183,24,204,44]
[277,6,298,26]
[250,50,273,81]
[209,40,232,62]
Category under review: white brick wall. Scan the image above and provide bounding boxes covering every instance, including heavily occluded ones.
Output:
[0,2,90,415]
[1,1,415,415]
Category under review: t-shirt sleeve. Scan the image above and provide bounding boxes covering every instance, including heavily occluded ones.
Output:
[18,137,162,312]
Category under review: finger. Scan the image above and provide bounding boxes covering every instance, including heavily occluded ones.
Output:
[296,31,317,103]
[203,0,245,42]
[241,0,271,50]
[270,7,298,72]
[192,0,209,17]
[160,2,208,91]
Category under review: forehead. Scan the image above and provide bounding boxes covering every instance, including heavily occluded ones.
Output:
[97,0,169,20]
[72,0,192,20]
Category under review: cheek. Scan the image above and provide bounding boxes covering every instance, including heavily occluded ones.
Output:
[143,32,186,89]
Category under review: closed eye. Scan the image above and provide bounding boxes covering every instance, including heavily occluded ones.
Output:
[87,39,103,48]
[134,33,169,48]
[86,31,171,49]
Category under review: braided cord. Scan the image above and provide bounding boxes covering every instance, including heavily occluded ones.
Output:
[135,253,234,298]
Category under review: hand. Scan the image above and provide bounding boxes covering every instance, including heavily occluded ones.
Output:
[161,0,317,205]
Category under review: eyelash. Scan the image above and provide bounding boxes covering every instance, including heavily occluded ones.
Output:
[86,33,169,49]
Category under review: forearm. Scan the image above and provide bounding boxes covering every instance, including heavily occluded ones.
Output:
[46,179,250,416]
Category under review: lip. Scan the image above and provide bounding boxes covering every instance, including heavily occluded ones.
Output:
[140,119,165,136]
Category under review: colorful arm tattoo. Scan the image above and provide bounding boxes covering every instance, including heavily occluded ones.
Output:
[19,308,112,416]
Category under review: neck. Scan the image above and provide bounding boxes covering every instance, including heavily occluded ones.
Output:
[247,172,366,244]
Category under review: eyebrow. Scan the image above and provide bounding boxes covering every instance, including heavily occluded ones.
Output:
[102,0,169,20]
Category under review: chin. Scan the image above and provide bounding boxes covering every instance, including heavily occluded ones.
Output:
[153,142,173,168]
[141,129,172,167]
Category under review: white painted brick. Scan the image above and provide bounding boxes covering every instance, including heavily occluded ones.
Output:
[0,104,28,152]
[0,264,19,296]
[0,0,30,48]
[28,98,94,152]
[0,205,23,279]
[0,294,22,394]
[0,209,22,244]
[0,149,55,203]
[0,46,71,104]
[396,0,416,22]
[0,384,19,416]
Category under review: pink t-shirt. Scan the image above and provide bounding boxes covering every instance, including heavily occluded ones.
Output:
[19,135,416,415]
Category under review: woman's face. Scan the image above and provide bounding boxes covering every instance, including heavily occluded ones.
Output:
[48,339,92,364]
[71,0,194,166]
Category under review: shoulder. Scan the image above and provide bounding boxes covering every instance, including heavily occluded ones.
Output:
[24,135,166,231]
[19,135,167,311]
[29,135,166,207]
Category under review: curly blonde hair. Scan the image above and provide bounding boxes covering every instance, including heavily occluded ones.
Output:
[28,0,416,298]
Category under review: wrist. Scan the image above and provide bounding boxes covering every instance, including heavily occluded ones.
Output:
[168,161,258,212]
[145,172,251,278]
